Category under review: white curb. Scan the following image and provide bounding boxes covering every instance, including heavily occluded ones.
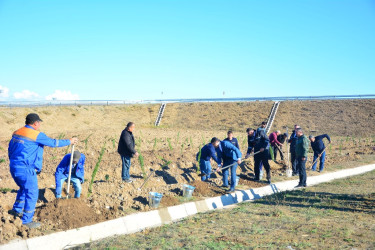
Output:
[1,164,375,250]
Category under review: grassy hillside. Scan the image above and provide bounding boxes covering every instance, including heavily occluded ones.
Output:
[1,99,374,138]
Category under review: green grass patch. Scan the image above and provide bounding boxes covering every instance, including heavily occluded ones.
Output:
[76,170,375,249]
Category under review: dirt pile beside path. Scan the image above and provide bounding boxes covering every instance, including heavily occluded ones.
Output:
[36,199,104,230]
[160,195,180,207]
[190,180,226,197]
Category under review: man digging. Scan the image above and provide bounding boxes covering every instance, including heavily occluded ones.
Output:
[309,134,331,173]
[55,150,85,198]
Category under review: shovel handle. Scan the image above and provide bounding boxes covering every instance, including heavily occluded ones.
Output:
[215,150,262,173]
[309,147,327,169]
[66,145,75,198]
[138,169,154,190]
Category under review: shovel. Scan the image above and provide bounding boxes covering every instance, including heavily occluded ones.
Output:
[137,169,154,191]
[199,150,262,177]
[285,127,292,177]
[66,144,75,199]
[275,144,285,161]
[309,147,327,170]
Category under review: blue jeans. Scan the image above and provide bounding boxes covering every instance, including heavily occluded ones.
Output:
[11,167,38,224]
[200,159,212,181]
[222,159,238,190]
[56,177,82,198]
[121,155,131,180]
[312,151,326,172]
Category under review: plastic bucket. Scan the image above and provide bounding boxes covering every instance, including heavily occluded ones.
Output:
[235,176,240,186]
[149,192,163,208]
[286,168,293,177]
[182,184,195,198]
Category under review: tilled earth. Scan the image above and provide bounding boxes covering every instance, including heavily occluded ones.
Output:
[1,100,375,243]
[1,134,373,243]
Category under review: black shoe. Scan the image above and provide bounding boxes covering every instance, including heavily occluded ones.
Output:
[295,184,306,188]
[267,178,271,184]
[221,185,228,188]
[292,173,298,176]
[9,209,23,218]
[226,188,235,193]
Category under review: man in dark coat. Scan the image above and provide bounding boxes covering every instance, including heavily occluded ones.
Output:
[288,125,300,175]
[254,129,272,184]
[309,134,331,172]
[224,130,240,149]
[118,122,139,183]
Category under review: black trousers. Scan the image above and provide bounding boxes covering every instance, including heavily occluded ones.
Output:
[254,150,271,180]
[290,151,298,174]
[296,157,307,186]
[273,145,284,161]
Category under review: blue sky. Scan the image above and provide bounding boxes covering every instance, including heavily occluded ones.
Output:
[0,0,374,101]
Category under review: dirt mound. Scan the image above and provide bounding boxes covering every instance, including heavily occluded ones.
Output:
[189,180,226,197]
[36,199,104,230]
[161,196,180,207]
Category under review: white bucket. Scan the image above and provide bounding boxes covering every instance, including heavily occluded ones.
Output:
[286,168,293,177]
[149,192,163,208]
[235,176,240,186]
[182,184,195,198]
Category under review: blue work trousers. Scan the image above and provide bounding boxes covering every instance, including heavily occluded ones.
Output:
[200,159,212,181]
[222,159,238,190]
[10,167,38,224]
[56,177,82,198]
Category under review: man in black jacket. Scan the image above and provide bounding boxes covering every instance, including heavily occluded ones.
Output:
[224,130,240,149]
[288,124,300,176]
[309,134,331,172]
[118,122,139,183]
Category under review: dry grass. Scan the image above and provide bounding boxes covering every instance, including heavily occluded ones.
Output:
[77,170,375,249]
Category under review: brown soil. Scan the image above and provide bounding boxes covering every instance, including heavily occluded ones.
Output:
[36,199,104,230]
[0,99,375,243]
[190,180,226,197]
[160,195,180,207]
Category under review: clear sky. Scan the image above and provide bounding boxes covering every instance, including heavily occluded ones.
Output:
[0,0,374,101]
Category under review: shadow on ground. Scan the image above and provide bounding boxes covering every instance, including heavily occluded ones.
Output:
[254,190,375,214]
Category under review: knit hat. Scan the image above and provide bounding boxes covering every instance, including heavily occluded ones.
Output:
[73,150,81,162]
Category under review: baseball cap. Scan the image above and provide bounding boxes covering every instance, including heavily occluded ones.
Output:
[25,113,43,125]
